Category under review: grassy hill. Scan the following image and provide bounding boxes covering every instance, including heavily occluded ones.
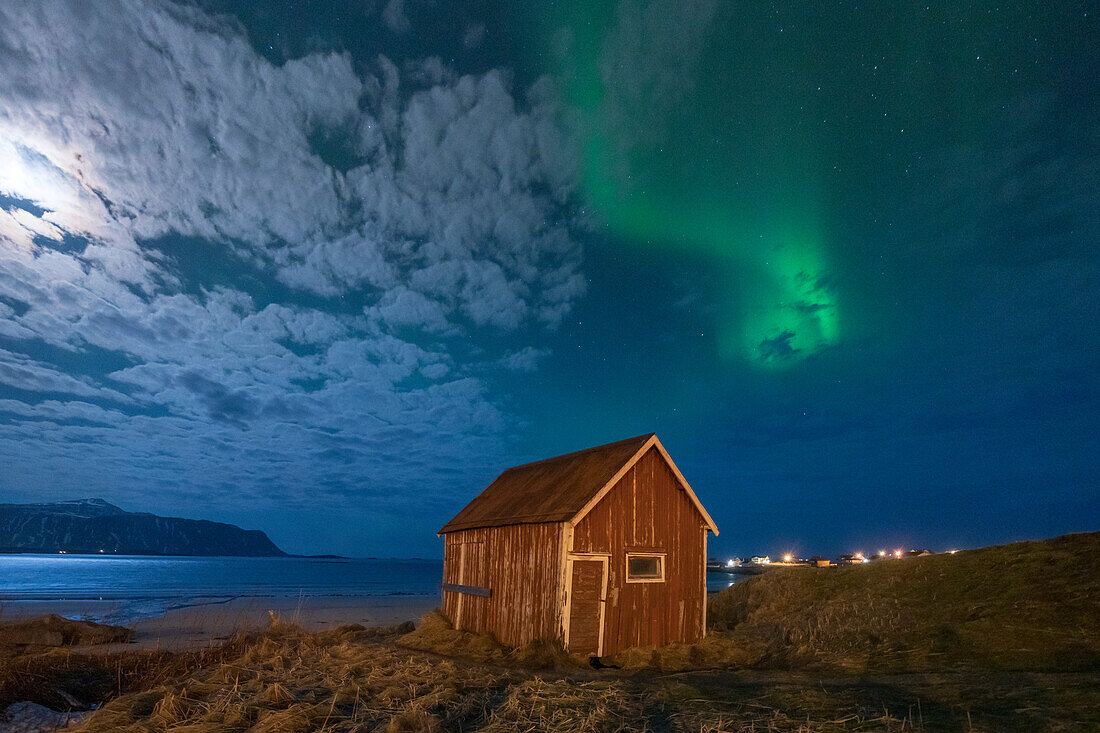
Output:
[706,531,1100,673]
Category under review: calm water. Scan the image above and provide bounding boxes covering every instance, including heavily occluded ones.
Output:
[0,554,737,620]
[0,554,442,618]
[706,572,744,594]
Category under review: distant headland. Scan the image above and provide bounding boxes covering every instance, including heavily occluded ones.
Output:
[0,498,287,557]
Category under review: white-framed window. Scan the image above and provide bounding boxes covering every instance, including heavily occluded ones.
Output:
[625,552,665,583]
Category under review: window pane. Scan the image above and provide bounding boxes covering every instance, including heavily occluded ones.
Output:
[628,556,660,578]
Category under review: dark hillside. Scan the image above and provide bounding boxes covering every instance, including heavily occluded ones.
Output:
[707,531,1100,673]
[0,499,286,556]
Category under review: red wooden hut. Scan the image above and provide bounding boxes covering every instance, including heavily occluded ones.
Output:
[438,433,719,657]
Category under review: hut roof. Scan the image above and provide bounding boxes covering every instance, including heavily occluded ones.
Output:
[439,433,718,535]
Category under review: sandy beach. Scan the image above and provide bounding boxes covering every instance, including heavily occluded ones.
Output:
[0,595,437,650]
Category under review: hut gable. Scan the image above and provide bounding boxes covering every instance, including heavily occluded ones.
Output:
[570,446,711,651]
[439,434,717,535]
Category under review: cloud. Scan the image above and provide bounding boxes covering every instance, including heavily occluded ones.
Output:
[382,0,411,33]
[0,0,584,550]
[582,0,719,183]
[178,370,261,426]
[501,346,550,372]
[0,350,131,402]
[756,331,798,363]
[365,287,454,334]
[0,2,580,333]
[463,23,487,49]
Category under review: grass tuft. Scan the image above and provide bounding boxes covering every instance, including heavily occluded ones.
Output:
[399,610,576,669]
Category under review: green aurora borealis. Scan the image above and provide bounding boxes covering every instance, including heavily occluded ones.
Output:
[539,2,843,367]
[525,1,1093,370]
[514,0,1098,550]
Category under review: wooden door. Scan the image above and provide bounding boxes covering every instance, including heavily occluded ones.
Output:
[566,557,608,656]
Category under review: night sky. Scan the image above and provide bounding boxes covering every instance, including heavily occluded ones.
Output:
[1,1,1096,558]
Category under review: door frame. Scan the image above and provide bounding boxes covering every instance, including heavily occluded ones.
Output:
[563,552,610,656]
[454,542,466,629]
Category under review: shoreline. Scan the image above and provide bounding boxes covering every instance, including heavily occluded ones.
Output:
[0,594,439,650]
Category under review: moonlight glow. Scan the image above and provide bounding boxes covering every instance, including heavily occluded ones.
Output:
[0,134,93,251]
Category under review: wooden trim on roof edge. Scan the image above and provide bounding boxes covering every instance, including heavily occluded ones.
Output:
[569,434,719,535]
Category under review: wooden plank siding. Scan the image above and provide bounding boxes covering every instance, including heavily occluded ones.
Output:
[441,522,564,647]
[570,447,707,655]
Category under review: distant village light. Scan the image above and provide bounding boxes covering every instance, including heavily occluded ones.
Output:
[894,549,903,558]
[783,553,792,563]
[878,550,886,557]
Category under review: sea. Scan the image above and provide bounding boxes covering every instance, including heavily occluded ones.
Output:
[705,573,744,594]
[0,554,741,622]
[0,554,443,622]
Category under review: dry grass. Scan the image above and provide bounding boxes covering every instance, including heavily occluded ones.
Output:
[398,610,574,670]
[68,621,527,732]
[0,614,131,647]
[397,610,507,662]
[707,530,1100,673]
[61,623,1098,732]
[1,613,1095,731]
[0,629,252,712]
[53,622,995,732]
[607,632,767,672]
